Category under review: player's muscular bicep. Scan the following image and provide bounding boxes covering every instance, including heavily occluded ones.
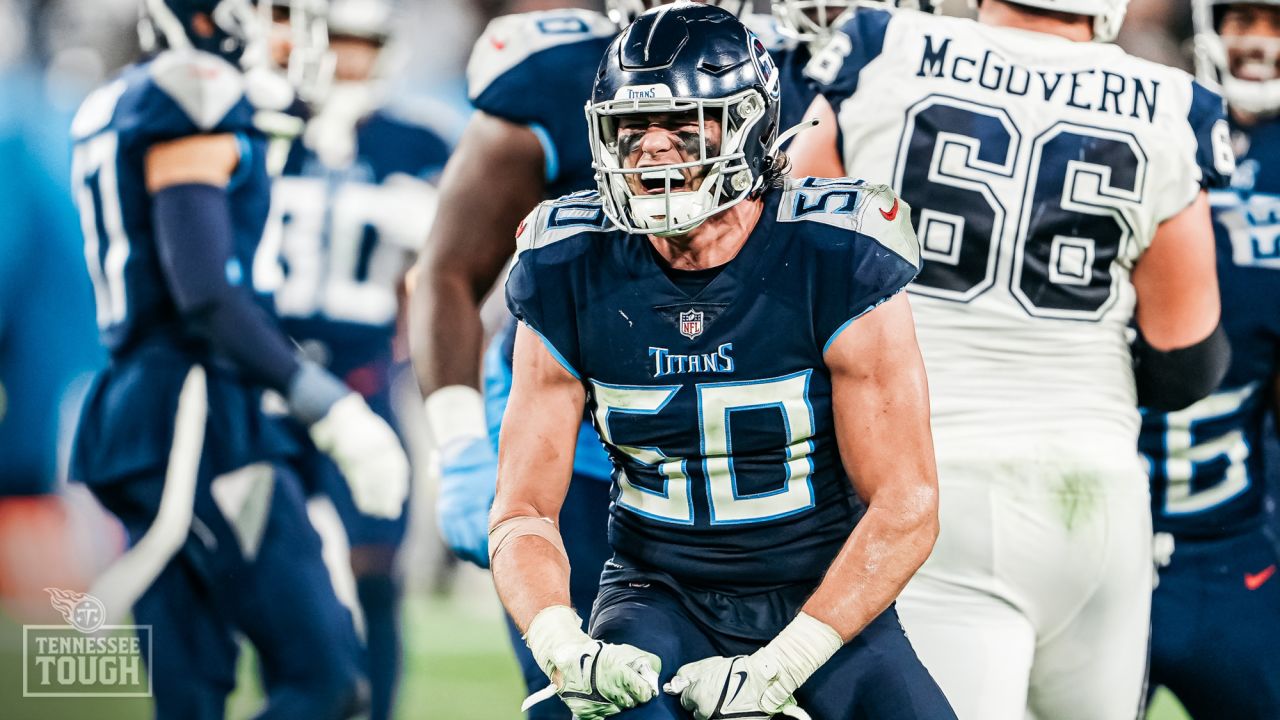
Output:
[423,111,545,299]
[786,95,844,179]
[1133,191,1221,349]
[492,323,585,524]
[825,294,936,508]
[410,112,546,393]
[144,134,240,192]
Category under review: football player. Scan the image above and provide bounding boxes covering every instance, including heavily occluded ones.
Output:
[491,5,957,719]
[68,1,408,716]
[1138,1,1280,716]
[787,0,1233,717]
[408,2,749,717]
[262,2,448,720]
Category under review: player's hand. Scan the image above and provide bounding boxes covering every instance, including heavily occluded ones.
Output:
[665,612,840,720]
[665,653,810,720]
[525,606,662,718]
[434,436,498,568]
[309,393,410,519]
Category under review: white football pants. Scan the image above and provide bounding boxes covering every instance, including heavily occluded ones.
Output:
[897,460,1153,720]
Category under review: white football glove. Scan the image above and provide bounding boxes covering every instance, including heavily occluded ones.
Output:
[525,605,662,719]
[665,613,842,720]
[309,393,410,519]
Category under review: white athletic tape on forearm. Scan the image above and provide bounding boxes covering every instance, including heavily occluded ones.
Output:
[488,515,568,568]
[765,612,844,697]
[424,385,488,451]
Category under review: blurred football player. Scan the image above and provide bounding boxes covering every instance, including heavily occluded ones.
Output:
[407,2,761,717]
[491,5,957,719]
[263,2,448,718]
[787,0,1233,717]
[68,0,408,716]
[1137,1,1280,716]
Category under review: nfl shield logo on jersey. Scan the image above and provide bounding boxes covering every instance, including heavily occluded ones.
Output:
[679,309,704,339]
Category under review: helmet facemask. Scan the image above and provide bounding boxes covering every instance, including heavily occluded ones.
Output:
[1194,0,1280,117]
[588,88,770,237]
[771,0,857,42]
[605,0,750,27]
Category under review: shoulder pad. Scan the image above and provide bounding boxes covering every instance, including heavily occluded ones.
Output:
[742,13,790,53]
[467,9,616,102]
[515,191,613,255]
[779,178,919,267]
[71,78,129,140]
[149,50,246,131]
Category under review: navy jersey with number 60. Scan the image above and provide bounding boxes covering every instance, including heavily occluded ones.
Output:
[1140,117,1280,539]
[506,180,920,591]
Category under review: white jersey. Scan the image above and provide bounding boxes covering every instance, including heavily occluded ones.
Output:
[808,6,1234,468]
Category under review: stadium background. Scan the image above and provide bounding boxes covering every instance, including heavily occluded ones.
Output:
[0,0,1217,718]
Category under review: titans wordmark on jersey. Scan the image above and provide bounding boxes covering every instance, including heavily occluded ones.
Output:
[262,110,447,381]
[505,179,919,590]
[807,5,1234,465]
[69,49,294,484]
[1140,117,1280,538]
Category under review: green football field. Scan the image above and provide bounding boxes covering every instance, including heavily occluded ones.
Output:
[0,589,1192,719]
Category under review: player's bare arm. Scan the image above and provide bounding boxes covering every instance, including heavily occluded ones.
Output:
[409,111,545,395]
[805,292,938,639]
[408,110,548,568]
[145,134,240,189]
[1131,191,1231,410]
[489,324,661,717]
[488,323,582,627]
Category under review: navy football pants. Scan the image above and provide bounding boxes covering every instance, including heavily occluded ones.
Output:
[1149,524,1280,719]
[587,560,958,720]
[506,473,613,720]
[91,463,365,720]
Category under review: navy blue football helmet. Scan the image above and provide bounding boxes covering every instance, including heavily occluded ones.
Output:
[588,2,782,236]
[139,0,270,64]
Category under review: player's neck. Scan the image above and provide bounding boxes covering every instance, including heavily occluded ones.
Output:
[977,0,1093,43]
[648,198,764,271]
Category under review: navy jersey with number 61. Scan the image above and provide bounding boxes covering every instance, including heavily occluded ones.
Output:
[506,180,920,592]
[1140,117,1280,539]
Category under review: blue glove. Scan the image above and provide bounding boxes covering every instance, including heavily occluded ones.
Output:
[435,436,499,568]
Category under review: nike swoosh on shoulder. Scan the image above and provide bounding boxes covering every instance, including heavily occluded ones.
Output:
[879,197,899,222]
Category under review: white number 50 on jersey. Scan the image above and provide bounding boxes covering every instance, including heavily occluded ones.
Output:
[591,371,817,525]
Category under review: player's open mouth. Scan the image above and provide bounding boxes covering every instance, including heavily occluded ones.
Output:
[639,168,690,194]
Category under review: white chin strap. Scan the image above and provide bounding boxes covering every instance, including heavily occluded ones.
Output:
[627,189,714,236]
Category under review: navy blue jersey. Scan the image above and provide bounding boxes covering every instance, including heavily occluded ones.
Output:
[506,179,920,591]
[69,50,294,484]
[466,9,616,199]
[1140,116,1280,539]
[70,50,274,357]
[270,106,448,381]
